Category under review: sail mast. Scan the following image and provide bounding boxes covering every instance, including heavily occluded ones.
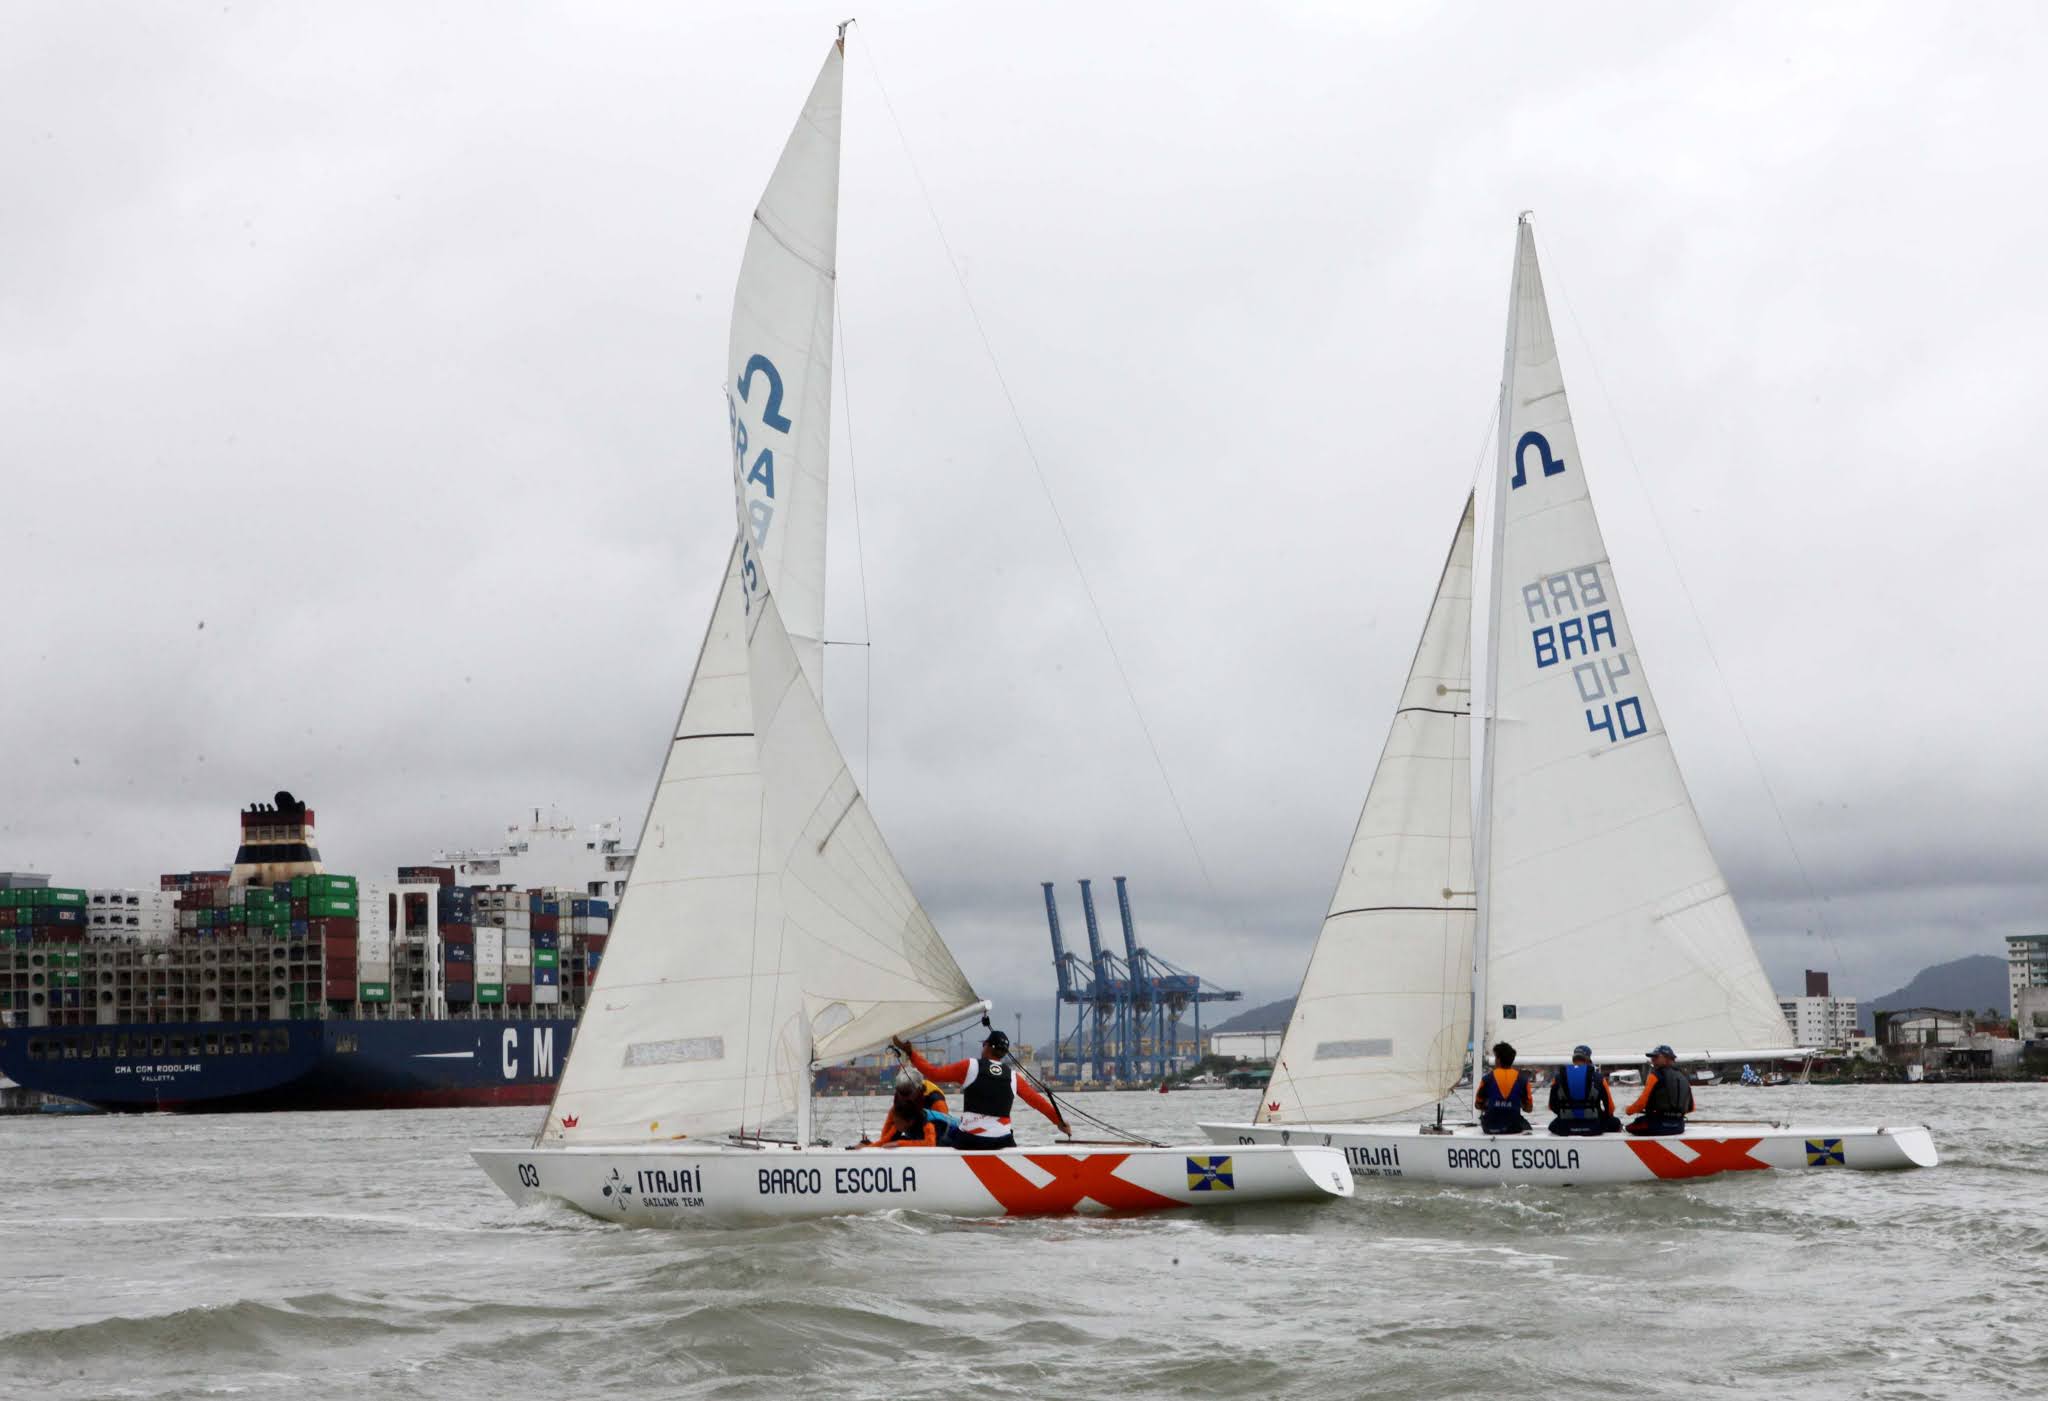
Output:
[1470,214,1528,1073]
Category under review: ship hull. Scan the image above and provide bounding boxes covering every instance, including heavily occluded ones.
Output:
[0,1017,576,1112]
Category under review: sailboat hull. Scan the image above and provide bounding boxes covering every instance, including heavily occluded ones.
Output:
[1197,1120,1936,1185]
[473,1141,1351,1226]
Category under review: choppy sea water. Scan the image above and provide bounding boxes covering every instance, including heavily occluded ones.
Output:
[0,1083,2041,1400]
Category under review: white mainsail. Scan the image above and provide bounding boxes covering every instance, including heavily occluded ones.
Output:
[542,40,980,1146]
[1260,495,1478,1124]
[729,44,842,698]
[1474,218,1791,1061]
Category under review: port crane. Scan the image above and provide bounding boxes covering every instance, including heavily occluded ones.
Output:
[1040,877,1240,1085]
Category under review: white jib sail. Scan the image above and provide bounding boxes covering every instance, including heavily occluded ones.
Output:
[1260,495,1477,1124]
[729,43,842,698]
[1476,219,1791,1061]
[542,543,803,1144]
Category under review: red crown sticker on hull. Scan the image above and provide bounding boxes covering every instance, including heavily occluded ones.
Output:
[960,1153,1184,1215]
[1626,1137,1769,1179]
[561,1114,579,1128]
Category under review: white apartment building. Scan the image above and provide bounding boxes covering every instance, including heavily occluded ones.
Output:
[1778,994,1860,1049]
[2008,934,2048,1017]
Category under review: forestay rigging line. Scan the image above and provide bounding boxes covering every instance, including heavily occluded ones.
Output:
[852,22,1222,897]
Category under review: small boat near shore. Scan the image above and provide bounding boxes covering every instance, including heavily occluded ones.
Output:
[1201,218,1934,1184]
[475,31,1348,1225]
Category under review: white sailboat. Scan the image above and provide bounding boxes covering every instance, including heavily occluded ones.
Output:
[1200,218,1935,1185]
[473,34,1349,1225]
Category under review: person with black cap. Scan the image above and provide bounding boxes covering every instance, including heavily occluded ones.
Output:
[1624,1044,1695,1136]
[1547,1044,1619,1136]
[892,1026,1069,1150]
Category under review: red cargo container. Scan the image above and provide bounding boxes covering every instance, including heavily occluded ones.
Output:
[398,865,456,887]
[581,934,607,954]
[290,899,308,919]
[507,983,533,1005]
[532,914,559,934]
[324,977,357,1000]
[322,935,358,961]
[308,916,359,940]
[440,923,474,943]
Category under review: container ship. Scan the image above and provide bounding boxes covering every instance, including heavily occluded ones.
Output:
[0,794,630,1112]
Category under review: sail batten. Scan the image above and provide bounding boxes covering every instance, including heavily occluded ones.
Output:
[1259,494,1478,1125]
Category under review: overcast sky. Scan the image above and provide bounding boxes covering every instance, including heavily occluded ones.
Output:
[4,2,2042,1036]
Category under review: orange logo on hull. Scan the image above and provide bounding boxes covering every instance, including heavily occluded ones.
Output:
[1626,1137,1770,1179]
[961,1153,1184,1215]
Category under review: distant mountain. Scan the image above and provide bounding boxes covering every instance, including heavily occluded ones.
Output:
[1209,997,1295,1035]
[1857,954,2010,1032]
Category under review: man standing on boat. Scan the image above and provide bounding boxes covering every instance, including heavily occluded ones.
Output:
[1624,1045,1695,1136]
[892,1028,1069,1150]
[1475,1042,1534,1134]
[1547,1045,1620,1136]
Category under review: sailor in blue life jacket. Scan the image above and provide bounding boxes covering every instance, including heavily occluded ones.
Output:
[1624,1044,1696,1136]
[1474,1041,1534,1134]
[1547,1044,1621,1136]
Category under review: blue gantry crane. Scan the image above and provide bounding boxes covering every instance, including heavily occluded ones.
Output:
[1041,877,1241,1084]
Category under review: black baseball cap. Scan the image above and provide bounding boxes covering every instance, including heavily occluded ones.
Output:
[984,1028,1011,1055]
[1646,1044,1676,1058]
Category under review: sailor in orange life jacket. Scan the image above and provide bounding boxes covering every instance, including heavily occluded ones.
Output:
[891,1028,1070,1150]
[1624,1044,1696,1136]
[855,1066,954,1149]
[1475,1041,1534,1134]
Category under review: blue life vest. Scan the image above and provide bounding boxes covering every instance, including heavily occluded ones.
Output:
[1555,1064,1604,1123]
[1479,1068,1528,1132]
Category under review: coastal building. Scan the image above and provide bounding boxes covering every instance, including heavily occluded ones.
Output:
[1881,1008,1964,1048]
[1209,1029,1283,1062]
[2015,986,2048,1038]
[2007,934,2048,1018]
[1777,970,1858,1049]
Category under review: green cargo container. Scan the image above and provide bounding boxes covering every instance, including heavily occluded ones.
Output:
[534,949,559,968]
[360,982,391,1003]
[288,876,309,897]
[477,984,504,1005]
[61,951,80,967]
[0,891,19,908]
[306,895,358,919]
[45,888,88,907]
[305,874,358,896]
